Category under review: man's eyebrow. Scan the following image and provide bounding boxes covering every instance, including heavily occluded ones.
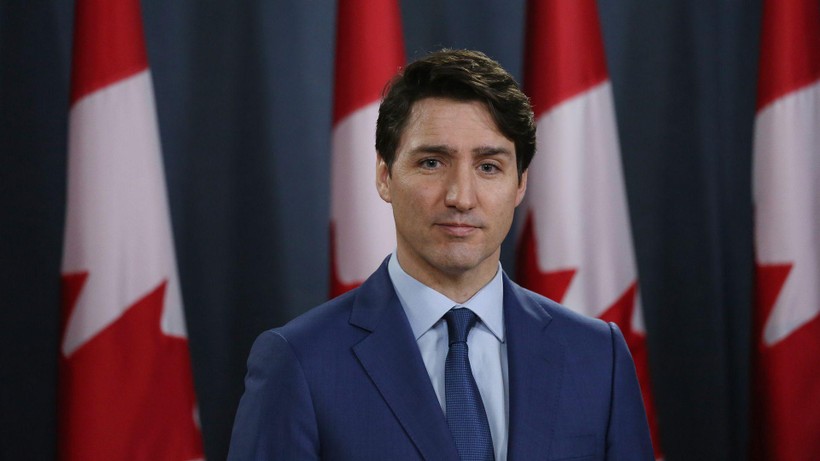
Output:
[408,145,513,157]
[474,146,513,157]
[408,144,456,155]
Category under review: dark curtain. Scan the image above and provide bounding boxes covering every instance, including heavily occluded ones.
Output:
[0,1,760,459]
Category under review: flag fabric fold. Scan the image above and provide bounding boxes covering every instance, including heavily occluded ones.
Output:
[59,0,204,459]
[330,0,405,296]
[751,0,820,459]
[518,1,662,458]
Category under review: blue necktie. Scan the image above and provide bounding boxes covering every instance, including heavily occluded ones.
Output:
[444,308,494,461]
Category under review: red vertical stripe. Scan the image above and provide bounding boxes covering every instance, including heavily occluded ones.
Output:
[756,0,820,110]
[524,0,609,117]
[70,0,149,105]
[332,0,406,124]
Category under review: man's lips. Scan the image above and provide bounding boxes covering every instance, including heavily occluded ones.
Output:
[436,222,481,237]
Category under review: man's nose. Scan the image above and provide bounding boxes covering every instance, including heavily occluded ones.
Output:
[444,166,477,211]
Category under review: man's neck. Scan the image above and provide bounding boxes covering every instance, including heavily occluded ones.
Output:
[394,251,500,304]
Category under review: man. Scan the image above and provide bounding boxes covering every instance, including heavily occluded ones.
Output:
[228,49,654,460]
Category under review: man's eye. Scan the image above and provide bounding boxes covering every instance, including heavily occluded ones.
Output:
[479,163,499,173]
[421,159,440,168]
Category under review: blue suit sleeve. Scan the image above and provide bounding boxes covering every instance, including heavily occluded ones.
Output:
[605,322,655,460]
[227,330,320,460]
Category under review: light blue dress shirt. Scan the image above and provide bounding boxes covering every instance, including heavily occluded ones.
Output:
[388,253,509,461]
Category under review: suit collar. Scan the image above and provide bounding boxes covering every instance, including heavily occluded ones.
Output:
[350,260,460,460]
[503,275,566,459]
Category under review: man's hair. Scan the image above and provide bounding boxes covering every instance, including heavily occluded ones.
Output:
[376,49,536,180]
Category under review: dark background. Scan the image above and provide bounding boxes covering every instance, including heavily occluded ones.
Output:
[1,1,761,459]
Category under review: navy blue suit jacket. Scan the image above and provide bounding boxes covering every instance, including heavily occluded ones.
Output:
[228,260,654,460]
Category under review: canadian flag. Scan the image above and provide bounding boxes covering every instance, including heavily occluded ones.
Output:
[59,0,204,459]
[751,0,820,459]
[330,0,405,296]
[517,0,662,458]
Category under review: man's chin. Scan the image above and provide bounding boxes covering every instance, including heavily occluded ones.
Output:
[432,251,496,277]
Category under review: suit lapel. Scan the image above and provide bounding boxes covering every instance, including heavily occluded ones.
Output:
[350,263,460,461]
[504,276,566,460]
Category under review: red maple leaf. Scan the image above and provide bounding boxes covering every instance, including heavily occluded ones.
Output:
[517,213,576,302]
[59,274,204,461]
[518,213,663,458]
[752,263,820,460]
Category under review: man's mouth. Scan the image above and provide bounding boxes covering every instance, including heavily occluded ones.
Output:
[436,222,480,237]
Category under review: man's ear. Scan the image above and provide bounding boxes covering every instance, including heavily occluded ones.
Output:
[515,169,528,207]
[376,154,392,203]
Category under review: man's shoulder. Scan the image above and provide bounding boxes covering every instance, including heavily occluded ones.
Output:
[266,261,395,347]
[505,279,612,337]
[272,286,360,343]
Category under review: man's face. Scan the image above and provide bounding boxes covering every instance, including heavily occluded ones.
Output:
[377,97,527,288]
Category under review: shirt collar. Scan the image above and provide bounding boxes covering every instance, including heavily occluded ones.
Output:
[388,253,505,342]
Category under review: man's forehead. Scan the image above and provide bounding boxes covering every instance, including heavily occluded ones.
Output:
[407,96,490,119]
[400,97,512,148]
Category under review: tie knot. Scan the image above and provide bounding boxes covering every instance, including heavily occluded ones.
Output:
[445,308,477,345]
